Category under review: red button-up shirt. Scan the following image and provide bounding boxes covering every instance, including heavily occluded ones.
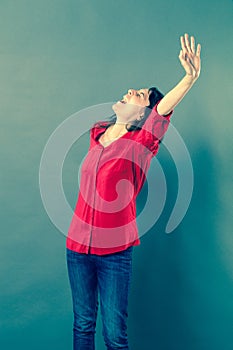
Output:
[66,100,174,255]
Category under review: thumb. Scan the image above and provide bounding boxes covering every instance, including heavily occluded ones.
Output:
[179,50,185,62]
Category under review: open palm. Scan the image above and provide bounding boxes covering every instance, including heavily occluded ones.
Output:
[179,33,201,80]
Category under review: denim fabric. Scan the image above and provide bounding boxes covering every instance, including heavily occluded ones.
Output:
[66,246,133,350]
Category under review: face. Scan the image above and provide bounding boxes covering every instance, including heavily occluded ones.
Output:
[112,88,151,122]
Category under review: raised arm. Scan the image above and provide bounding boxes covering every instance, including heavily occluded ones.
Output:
[157,33,201,116]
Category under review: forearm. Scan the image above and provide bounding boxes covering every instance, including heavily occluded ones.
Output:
[157,74,197,116]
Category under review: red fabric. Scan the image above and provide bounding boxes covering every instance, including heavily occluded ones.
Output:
[66,100,174,255]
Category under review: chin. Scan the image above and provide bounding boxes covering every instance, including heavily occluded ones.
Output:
[112,102,120,112]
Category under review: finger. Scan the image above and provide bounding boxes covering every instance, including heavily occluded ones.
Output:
[190,36,195,53]
[179,50,189,66]
[184,33,192,53]
[196,43,201,57]
[180,48,191,62]
[180,35,187,53]
[179,49,183,60]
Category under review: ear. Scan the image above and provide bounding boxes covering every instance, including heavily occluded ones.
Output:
[136,106,146,121]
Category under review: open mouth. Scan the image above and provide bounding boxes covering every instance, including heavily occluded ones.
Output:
[120,99,127,104]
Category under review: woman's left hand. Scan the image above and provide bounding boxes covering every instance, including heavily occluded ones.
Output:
[179,33,201,82]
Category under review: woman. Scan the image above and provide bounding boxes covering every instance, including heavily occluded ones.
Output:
[66,33,201,350]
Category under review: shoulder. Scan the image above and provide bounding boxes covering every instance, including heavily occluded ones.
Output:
[91,120,110,129]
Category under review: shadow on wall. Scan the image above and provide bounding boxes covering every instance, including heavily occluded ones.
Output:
[129,139,232,350]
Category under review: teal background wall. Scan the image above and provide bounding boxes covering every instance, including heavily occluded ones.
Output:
[1,0,232,349]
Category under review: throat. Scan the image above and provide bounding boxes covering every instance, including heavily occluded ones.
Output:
[108,124,127,136]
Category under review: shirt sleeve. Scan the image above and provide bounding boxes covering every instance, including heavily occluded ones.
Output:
[141,99,174,156]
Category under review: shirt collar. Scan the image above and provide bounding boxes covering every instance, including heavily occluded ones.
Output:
[92,122,109,142]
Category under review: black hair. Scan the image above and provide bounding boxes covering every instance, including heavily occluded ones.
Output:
[95,86,164,132]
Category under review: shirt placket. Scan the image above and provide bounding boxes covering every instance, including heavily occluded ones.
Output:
[88,145,104,253]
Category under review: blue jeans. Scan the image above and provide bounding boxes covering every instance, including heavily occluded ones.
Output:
[66,246,133,350]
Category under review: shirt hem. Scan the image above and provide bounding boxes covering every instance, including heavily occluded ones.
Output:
[66,237,141,255]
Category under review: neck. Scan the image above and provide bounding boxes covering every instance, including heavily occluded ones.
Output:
[107,121,127,136]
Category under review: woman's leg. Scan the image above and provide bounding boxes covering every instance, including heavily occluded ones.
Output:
[96,246,133,350]
[66,248,99,350]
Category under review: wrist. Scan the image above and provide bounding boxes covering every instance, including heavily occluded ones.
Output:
[184,73,198,85]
